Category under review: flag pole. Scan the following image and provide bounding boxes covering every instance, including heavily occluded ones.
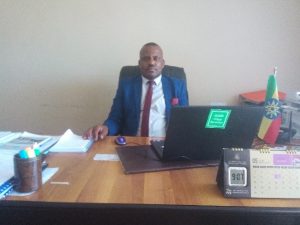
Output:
[273,66,278,77]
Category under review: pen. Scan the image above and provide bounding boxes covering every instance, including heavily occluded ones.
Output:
[50,181,70,185]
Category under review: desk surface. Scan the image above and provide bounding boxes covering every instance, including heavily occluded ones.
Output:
[6,136,300,208]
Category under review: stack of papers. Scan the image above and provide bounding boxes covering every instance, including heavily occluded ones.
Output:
[0,132,18,143]
[49,129,93,152]
[0,131,58,152]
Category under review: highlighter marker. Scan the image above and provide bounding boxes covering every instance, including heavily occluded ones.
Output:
[25,148,36,158]
[34,148,41,156]
[19,149,28,159]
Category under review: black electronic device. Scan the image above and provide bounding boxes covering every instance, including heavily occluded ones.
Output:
[151,106,264,163]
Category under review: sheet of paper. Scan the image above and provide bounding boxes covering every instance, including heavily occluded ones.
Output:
[50,129,92,152]
[0,132,20,144]
[0,131,12,138]
[0,131,57,152]
[0,132,15,143]
[0,150,17,185]
[93,153,120,161]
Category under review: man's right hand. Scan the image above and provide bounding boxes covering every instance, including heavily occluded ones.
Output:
[82,125,109,141]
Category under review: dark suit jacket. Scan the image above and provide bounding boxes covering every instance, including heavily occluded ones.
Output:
[103,74,189,136]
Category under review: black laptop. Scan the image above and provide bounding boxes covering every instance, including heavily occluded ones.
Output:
[151,106,264,163]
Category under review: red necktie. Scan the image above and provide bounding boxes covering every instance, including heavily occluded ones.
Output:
[141,80,154,137]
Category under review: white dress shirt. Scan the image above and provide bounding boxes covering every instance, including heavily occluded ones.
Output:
[137,75,166,137]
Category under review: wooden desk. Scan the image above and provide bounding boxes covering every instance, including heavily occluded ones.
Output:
[1,137,300,225]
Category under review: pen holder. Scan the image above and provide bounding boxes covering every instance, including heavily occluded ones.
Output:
[14,154,42,193]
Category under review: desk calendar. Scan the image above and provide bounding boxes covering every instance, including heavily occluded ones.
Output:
[216,147,300,198]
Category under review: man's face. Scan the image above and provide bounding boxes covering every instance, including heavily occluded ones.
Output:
[139,45,165,80]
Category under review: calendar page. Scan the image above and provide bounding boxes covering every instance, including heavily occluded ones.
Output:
[217,147,300,199]
[250,149,300,198]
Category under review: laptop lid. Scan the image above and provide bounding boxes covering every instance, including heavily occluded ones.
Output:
[161,106,264,161]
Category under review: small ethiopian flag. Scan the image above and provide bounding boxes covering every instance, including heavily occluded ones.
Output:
[257,73,282,144]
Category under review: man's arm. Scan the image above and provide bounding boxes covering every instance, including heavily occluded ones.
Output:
[102,78,126,135]
[83,80,125,140]
[83,125,108,141]
[177,78,189,106]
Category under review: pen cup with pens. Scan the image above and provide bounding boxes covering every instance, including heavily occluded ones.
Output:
[14,145,42,193]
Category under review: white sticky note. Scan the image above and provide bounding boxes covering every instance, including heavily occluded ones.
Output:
[93,154,120,161]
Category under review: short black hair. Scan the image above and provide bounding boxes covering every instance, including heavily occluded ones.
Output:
[142,42,160,48]
[139,42,163,58]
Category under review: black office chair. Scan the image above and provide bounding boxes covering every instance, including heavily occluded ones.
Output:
[119,65,187,81]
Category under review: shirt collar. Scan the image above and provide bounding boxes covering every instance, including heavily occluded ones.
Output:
[141,75,162,86]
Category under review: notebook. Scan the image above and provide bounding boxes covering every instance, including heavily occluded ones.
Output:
[151,106,264,164]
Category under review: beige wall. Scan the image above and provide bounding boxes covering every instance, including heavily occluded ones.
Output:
[1,0,299,135]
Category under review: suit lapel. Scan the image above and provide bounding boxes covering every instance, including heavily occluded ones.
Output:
[133,76,142,120]
[162,75,173,121]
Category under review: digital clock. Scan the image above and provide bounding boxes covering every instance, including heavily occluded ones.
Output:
[228,167,247,187]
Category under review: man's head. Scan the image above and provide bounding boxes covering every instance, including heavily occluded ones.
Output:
[139,42,165,80]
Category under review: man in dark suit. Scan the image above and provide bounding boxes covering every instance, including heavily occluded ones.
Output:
[83,42,189,140]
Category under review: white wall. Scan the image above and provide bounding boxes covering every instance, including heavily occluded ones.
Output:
[1,0,299,135]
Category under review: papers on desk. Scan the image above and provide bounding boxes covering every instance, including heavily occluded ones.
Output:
[0,131,58,185]
[0,131,58,199]
[0,131,58,153]
[0,131,18,143]
[49,129,93,153]
[0,129,92,199]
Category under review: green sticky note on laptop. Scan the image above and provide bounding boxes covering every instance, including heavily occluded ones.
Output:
[205,109,231,129]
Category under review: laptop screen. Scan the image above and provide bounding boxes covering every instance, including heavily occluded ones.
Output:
[163,106,264,161]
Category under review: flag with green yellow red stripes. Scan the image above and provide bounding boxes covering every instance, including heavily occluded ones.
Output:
[257,74,282,144]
